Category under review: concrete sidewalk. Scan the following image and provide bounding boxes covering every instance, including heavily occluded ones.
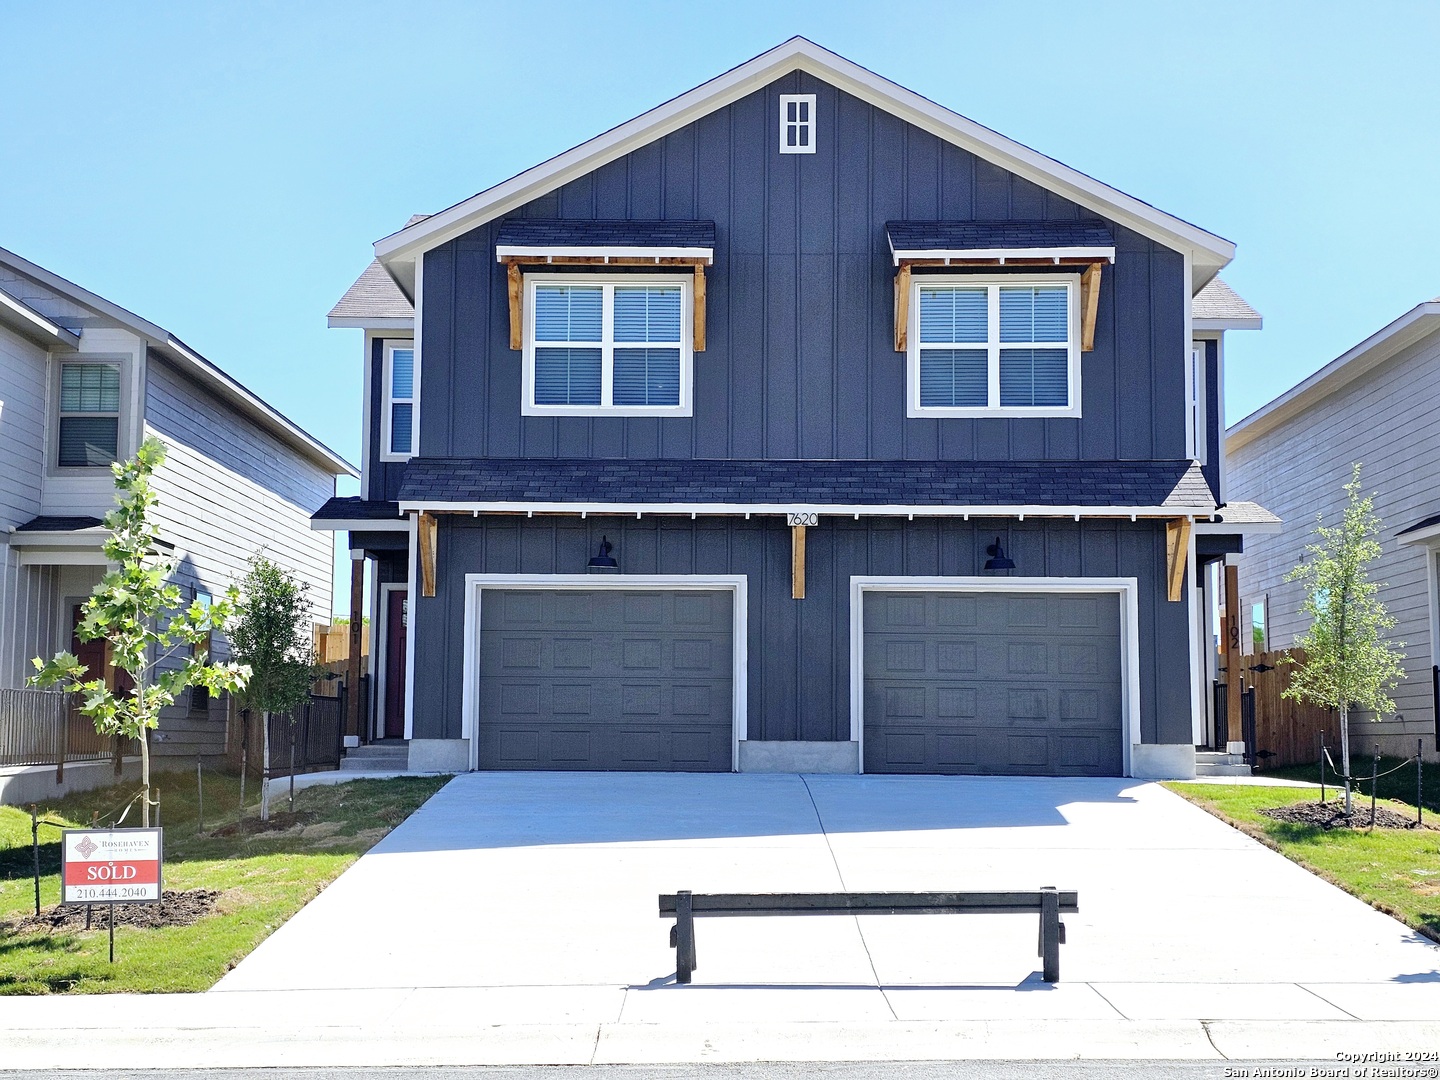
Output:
[2,773,1438,1068]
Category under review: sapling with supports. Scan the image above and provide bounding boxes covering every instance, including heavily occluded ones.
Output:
[29,438,250,827]
[1283,464,1406,815]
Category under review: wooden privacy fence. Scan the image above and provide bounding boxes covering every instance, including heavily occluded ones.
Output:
[1236,647,1342,770]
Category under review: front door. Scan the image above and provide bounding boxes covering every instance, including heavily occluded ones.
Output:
[384,589,408,740]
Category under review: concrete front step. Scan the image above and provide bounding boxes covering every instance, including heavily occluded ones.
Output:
[338,743,409,773]
[1194,762,1254,777]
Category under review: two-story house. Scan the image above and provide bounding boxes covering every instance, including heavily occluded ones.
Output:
[0,245,355,775]
[319,38,1272,779]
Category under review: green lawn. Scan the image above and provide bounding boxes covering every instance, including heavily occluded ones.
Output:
[0,771,446,994]
[1166,781,1440,943]
[1262,754,1440,816]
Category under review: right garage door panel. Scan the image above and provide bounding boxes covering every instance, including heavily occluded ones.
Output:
[863,591,1123,776]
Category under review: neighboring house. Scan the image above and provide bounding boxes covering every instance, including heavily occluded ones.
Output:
[319,37,1271,779]
[1227,296,1440,760]
[0,246,356,766]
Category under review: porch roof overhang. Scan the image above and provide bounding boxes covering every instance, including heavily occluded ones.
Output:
[310,497,407,533]
[396,458,1219,519]
[9,517,110,557]
[1397,511,1440,547]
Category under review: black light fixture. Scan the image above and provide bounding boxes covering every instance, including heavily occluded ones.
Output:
[983,536,1015,572]
[587,535,619,573]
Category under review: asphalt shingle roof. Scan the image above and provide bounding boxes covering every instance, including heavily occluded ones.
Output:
[494,219,717,249]
[311,497,402,522]
[1210,501,1280,526]
[398,459,1215,511]
[329,260,414,321]
[14,515,105,532]
[886,221,1115,253]
[1193,277,1260,322]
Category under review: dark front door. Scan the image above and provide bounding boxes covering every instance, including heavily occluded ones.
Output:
[863,590,1124,776]
[384,588,408,740]
[71,604,132,696]
[476,588,734,771]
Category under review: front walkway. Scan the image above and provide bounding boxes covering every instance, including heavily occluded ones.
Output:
[3,772,1438,1067]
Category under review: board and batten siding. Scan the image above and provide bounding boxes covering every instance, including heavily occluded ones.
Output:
[412,515,1191,750]
[0,324,55,687]
[1228,327,1440,756]
[143,353,337,760]
[418,71,1188,465]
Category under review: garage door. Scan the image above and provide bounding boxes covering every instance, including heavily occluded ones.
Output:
[477,588,733,771]
[863,590,1123,776]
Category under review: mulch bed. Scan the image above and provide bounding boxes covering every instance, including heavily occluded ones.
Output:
[2,889,219,935]
[1258,800,1426,830]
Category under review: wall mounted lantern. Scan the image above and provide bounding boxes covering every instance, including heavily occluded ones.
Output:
[983,536,1015,572]
[587,536,619,573]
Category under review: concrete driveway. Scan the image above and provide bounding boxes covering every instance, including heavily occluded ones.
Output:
[215,773,1440,1026]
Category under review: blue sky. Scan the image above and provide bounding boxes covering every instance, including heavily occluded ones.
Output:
[5,1,1438,613]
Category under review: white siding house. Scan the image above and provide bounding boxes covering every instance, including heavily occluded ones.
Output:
[0,246,356,772]
[1227,297,1440,759]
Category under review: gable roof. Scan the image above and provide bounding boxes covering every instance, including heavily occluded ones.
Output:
[328,259,415,327]
[372,37,1235,297]
[0,246,356,477]
[1228,296,1440,453]
[1193,277,1261,330]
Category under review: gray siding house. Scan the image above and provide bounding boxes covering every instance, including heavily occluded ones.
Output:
[320,38,1269,779]
[0,246,355,766]
[1227,297,1440,760]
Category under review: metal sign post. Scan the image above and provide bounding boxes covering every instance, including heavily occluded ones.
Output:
[60,828,163,963]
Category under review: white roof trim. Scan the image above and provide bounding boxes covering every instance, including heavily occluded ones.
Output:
[0,287,80,349]
[496,245,713,264]
[9,529,109,548]
[374,37,1234,274]
[311,518,410,532]
[1397,521,1440,547]
[398,500,1216,519]
[0,246,357,478]
[1228,301,1440,452]
[326,316,415,330]
[1193,316,1262,332]
[891,246,1115,266]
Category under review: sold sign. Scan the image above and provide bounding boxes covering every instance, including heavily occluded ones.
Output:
[61,828,163,905]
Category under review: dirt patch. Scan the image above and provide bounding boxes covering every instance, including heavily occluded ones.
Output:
[1259,800,1427,830]
[2,889,220,935]
[210,811,317,837]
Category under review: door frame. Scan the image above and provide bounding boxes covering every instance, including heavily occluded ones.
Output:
[375,583,409,741]
[849,576,1141,777]
[460,574,749,772]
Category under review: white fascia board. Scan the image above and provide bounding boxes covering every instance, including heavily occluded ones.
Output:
[399,500,1216,518]
[1193,316,1262,331]
[310,518,409,532]
[0,287,80,349]
[1397,522,1440,547]
[495,245,714,264]
[9,530,109,548]
[373,38,1234,272]
[327,316,415,330]
[1227,303,1440,452]
[890,246,1115,266]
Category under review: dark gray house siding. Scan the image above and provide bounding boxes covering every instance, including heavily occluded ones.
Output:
[415,71,1187,466]
[411,515,1191,749]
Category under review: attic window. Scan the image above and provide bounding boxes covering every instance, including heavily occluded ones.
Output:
[779,94,815,154]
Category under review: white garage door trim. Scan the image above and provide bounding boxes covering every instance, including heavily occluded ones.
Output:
[849,576,1141,777]
[461,574,749,772]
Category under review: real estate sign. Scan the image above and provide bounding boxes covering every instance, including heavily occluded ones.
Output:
[61,828,163,905]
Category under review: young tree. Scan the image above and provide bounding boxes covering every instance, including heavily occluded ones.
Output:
[229,554,316,818]
[30,437,250,827]
[1283,464,1406,813]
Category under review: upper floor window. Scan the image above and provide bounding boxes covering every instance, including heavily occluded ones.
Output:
[382,343,416,459]
[907,275,1081,418]
[779,94,816,154]
[523,275,693,417]
[57,362,121,467]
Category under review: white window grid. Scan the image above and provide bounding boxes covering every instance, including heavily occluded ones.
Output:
[522,273,694,417]
[906,273,1082,419]
[779,94,816,155]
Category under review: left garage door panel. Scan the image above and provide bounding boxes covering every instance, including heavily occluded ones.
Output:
[477,589,734,771]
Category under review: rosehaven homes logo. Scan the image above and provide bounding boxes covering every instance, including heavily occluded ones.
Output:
[61,828,163,905]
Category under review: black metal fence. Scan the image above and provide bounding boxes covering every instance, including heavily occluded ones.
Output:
[260,695,346,780]
[0,687,133,774]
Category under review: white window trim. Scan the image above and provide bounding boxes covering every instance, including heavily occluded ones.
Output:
[521,273,694,418]
[55,359,124,470]
[1188,340,1209,465]
[380,341,417,461]
[460,574,748,772]
[906,273,1082,419]
[848,576,1141,777]
[779,93,816,154]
